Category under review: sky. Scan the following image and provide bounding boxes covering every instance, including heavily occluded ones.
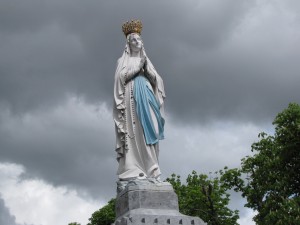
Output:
[0,0,300,224]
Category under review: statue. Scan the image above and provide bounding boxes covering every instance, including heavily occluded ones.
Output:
[112,20,206,225]
[113,20,166,181]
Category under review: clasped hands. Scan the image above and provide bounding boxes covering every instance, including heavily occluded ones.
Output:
[137,56,147,75]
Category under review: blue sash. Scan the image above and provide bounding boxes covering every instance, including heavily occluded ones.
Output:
[134,75,164,144]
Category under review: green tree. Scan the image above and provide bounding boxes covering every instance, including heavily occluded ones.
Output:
[222,103,300,224]
[68,223,81,225]
[87,198,116,225]
[166,171,239,225]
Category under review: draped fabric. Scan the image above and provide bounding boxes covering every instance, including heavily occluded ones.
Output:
[133,75,164,145]
[113,39,166,180]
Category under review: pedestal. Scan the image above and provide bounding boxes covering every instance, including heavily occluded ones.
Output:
[114,180,206,225]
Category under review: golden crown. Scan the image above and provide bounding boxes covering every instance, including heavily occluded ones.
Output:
[122,20,143,37]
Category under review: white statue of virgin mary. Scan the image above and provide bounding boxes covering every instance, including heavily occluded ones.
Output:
[113,20,166,181]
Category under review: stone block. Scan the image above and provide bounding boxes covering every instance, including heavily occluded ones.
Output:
[114,180,206,225]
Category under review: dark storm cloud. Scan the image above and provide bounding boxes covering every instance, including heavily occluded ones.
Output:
[2,0,296,123]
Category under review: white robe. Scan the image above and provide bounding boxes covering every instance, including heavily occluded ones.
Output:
[113,45,166,180]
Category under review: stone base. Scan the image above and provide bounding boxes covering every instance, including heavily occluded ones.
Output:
[114,180,206,225]
[114,211,204,225]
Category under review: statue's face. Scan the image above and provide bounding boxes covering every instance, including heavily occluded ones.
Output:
[128,33,143,53]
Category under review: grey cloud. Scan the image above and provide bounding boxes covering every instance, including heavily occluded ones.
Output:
[1,0,292,124]
[0,101,117,200]
[0,197,23,225]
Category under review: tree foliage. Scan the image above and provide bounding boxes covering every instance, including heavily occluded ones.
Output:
[222,103,300,224]
[166,171,239,225]
[68,223,81,225]
[87,198,115,225]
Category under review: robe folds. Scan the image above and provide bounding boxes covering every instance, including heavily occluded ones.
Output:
[113,46,166,180]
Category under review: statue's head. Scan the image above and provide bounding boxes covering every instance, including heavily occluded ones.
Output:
[127,33,143,53]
